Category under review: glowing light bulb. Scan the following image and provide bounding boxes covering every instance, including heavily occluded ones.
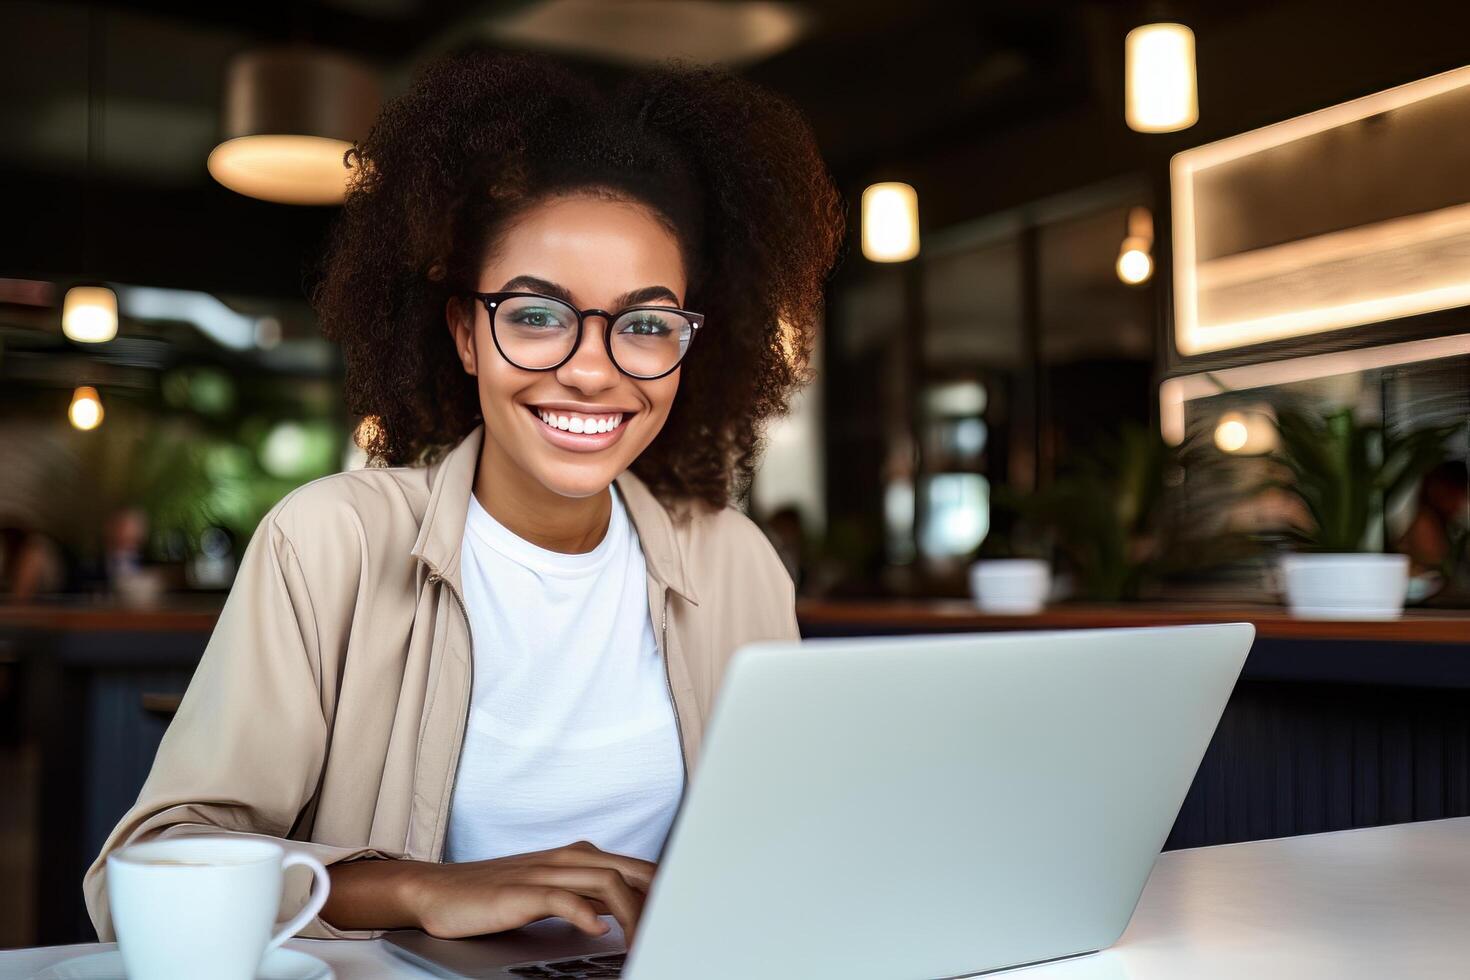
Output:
[1116,206,1154,285]
[1214,412,1249,452]
[69,385,105,430]
[1117,246,1154,285]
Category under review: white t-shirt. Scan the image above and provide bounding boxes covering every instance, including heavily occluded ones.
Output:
[442,483,685,864]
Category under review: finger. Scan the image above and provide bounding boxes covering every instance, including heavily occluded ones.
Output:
[545,842,657,893]
[532,886,611,937]
[520,866,646,941]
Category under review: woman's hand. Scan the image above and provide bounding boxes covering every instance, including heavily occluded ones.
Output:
[324,841,656,944]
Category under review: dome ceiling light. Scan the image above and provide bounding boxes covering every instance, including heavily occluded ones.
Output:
[207,46,381,205]
[483,0,809,68]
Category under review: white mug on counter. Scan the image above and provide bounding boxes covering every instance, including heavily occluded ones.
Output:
[107,836,330,980]
[969,559,1052,614]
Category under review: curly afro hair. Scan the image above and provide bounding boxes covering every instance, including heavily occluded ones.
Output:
[313,48,847,510]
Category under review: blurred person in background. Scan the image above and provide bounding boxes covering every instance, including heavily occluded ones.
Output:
[1397,460,1469,580]
[0,417,81,600]
[85,49,845,946]
[0,524,64,600]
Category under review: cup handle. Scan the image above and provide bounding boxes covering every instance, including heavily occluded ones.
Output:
[266,852,331,953]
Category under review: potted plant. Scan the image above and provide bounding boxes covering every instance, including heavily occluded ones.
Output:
[986,422,1256,605]
[1269,406,1462,619]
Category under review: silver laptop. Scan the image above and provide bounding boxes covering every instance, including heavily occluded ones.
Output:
[386,623,1254,979]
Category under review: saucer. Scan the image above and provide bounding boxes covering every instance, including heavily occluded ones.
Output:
[32,947,335,980]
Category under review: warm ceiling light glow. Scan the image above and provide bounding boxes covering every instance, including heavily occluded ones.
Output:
[69,385,104,430]
[1213,413,1249,452]
[207,135,355,206]
[862,182,920,262]
[1125,23,1198,133]
[1117,245,1153,284]
[1213,410,1279,454]
[62,285,118,343]
[1116,205,1154,284]
[210,47,380,206]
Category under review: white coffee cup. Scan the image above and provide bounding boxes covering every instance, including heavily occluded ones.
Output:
[107,836,330,980]
[969,559,1051,615]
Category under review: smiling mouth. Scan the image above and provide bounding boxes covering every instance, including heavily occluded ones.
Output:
[526,405,634,434]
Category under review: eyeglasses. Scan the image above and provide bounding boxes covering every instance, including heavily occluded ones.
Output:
[463,290,704,381]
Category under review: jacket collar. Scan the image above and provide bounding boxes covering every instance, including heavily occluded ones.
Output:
[410,422,699,605]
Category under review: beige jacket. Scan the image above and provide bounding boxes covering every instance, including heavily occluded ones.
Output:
[84,423,799,941]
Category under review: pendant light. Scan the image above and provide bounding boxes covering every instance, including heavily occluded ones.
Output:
[63,6,117,344]
[207,46,381,205]
[62,286,119,342]
[1116,206,1155,285]
[861,182,920,262]
[1125,22,1198,133]
[69,385,105,431]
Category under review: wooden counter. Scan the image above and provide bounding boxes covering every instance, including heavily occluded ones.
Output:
[0,600,223,634]
[4,597,1467,642]
[795,599,1470,644]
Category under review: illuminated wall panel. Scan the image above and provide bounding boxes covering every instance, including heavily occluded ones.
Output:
[1172,65,1470,356]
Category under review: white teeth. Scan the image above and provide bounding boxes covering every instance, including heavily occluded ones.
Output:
[535,410,625,434]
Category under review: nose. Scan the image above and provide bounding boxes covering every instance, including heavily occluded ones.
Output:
[554,314,619,395]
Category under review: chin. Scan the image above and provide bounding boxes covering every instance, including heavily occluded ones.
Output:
[532,459,627,500]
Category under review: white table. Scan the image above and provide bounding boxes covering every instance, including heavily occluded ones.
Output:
[8,817,1470,979]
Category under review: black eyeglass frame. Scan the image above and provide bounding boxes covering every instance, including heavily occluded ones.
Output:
[464,290,705,381]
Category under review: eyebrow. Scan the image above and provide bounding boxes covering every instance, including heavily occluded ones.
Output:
[498,275,682,309]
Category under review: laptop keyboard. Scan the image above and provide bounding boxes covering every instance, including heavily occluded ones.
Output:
[507,951,625,978]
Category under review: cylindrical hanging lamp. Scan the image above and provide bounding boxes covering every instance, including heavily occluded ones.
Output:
[862,182,920,262]
[1125,23,1198,133]
[62,285,119,343]
[207,46,382,205]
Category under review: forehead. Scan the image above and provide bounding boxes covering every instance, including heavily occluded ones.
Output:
[482,195,687,303]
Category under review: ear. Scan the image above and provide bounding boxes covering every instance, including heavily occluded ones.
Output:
[445,295,479,377]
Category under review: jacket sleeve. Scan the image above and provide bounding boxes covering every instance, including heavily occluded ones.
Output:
[82,504,404,941]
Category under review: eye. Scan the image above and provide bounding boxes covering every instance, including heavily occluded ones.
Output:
[510,307,570,329]
[616,309,683,337]
[620,317,671,336]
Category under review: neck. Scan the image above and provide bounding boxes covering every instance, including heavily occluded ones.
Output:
[472,436,612,554]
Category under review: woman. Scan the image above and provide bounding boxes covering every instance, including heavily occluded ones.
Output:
[84,49,844,943]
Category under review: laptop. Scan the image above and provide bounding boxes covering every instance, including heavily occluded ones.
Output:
[386,622,1254,979]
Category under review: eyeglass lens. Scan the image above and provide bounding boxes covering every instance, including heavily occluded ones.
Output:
[491,294,694,378]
